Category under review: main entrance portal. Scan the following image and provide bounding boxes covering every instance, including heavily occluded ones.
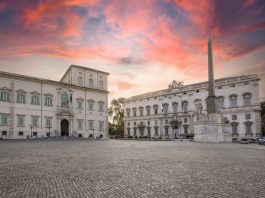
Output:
[173,126,179,139]
[61,119,69,136]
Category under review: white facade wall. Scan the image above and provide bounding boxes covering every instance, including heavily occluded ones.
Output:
[0,65,109,139]
[124,74,261,140]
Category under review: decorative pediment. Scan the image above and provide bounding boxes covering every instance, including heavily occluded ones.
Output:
[44,92,53,97]
[16,89,27,93]
[76,97,84,101]
[30,91,40,95]
[0,87,11,91]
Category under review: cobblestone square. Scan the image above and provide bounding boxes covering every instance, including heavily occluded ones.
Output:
[0,139,265,198]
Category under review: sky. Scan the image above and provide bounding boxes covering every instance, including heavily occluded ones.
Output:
[0,0,265,101]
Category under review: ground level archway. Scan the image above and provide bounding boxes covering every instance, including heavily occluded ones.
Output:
[61,119,69,136]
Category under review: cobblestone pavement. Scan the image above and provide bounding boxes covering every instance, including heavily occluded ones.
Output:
[0,139,265,198]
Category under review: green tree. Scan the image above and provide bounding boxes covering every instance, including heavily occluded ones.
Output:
[108,97,125,136]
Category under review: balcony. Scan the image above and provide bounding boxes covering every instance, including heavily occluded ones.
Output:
[137,122,146,129]
[57,106,73,115]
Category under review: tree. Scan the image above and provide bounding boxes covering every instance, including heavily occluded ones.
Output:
[108,97,125,136]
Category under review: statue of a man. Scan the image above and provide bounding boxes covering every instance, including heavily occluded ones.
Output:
[196,102,203,120]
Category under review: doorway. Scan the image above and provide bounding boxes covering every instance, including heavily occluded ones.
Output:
[61,119,69,136]
[173,126,179,139]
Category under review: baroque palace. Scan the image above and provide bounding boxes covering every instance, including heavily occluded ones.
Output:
[123,75,261,140]
[0,65,109,139]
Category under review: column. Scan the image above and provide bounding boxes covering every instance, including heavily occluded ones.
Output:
[57,118,61,136]
[70,119,73,136]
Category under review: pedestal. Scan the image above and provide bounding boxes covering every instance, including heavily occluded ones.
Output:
[194,113,229,143]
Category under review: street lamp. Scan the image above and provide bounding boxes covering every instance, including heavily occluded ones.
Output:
[29,124,34,139]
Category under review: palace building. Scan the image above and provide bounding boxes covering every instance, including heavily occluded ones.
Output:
[0,65,109,139]
[123,74,261,140]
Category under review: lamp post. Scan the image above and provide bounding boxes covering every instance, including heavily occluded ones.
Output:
[29,124,34,139]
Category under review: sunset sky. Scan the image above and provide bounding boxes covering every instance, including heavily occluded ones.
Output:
[0,0,265,101]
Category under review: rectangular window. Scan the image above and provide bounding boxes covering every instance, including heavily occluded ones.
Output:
[184,118,188,123]
[18,131,23,136]
[98,102,104,112]
[127,122,130,126]
[31,95,39,105]
[89,78,93,88]
[147,121,150,125]
[88,120,94,129]
[99,80,104,89]
[0,91,9,102]
[232,115,237,120]
[77,100,83,109]
[232,125,237,134]
[99,121,104,130]
[17,115,25,127]
[45,97,53,106]
[1,114,8,125]
[245,114,251,120]
[17,94,26,103]
[88,100,94,111]
[78,76,83,86]
[31,116,39,127]
[2,131,7,135]
[45,117,52,128]
[134,122,136,126]
[244,81,249,85]
[246,124,251,134]
[77,119,83,130]
[33,132,38,136]
[155,127,159,136]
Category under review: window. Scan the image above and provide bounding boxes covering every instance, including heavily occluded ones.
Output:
[147,127,151,136]
[231,83,235,87]
[218,86,222,89]
[153,105,158,115]
[31,95,40,105]
[31,116,39,128]
[231,123,238,135]
[184,125,188,134]
[172,102,178,113]
[126,109,130,117]
[182,101,188,113]
[154,127,159,136]
[89,78,94,88]
[33,132,38,136]
[18,131,23,136]
[184,118,188,123]
[243,93,251,107]
[77,119,83,130]
[165,120,168,124]
[1,114,8,126]
[17,115,25,127]
[155,120,158,125]
[17,93,26,103]
[98,101,105,112]
[133,108,137,117]
[78,76,83,86]
[88,120,94,130]
[218,96,225,108]
[77,99,83,109]
[61,92,69,108]
[127,128,131,136]
[134,122,136,126]
[164,127,169,135]
[139,107,143,116]
[99,121,104,130]
[232,115,237,120]
[245,122,252,134]
[127,122,130,126]
[244,81,249,85]
[146,106,150,116]
[2,131,7,135]
[245,114,251,120]
[147,121,150,125]
[162,103,168,114]
[99,80,104,89]
[45,117,52,128]
[196,89,200,93]
[0,90,9,102]
[88,100,94,111]
[229,95,237,107]
[133,128,137,136]
[44,96,53,106]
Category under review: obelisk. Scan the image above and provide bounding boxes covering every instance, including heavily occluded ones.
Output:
[206,37,218,113]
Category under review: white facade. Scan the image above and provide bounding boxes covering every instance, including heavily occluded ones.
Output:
[0,65,109,139]
[123,74,261,140]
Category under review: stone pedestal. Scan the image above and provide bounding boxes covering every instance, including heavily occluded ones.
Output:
[194,113,228,143]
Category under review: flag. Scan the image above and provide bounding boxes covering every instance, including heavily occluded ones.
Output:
[70,94,72,103]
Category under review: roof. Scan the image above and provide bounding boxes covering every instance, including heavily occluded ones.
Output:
[60,64,110,82]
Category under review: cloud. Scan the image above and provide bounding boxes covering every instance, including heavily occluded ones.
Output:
[116,81,137,91]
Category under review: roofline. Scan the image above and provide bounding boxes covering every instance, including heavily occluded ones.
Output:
[125,74,260,101]
[0,70,109,94]
[60,64,110,82]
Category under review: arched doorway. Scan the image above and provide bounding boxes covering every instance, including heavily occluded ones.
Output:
[173,126,179,139]
[61,119,69,136]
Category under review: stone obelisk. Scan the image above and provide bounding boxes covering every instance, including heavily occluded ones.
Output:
[206,37,218,113]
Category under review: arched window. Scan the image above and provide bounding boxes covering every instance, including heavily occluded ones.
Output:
[139,106,144,116]
[133,108,137,117]
[217,96,225,108]
[243,93,251,107]
[146,106,151,116]
[172,102,178,113]
[153,105,158,115]
[182,101,188,113]
[61,92,68,107]
[229,94,237,108]
[162,103,168,114]
[126,108,131,117]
